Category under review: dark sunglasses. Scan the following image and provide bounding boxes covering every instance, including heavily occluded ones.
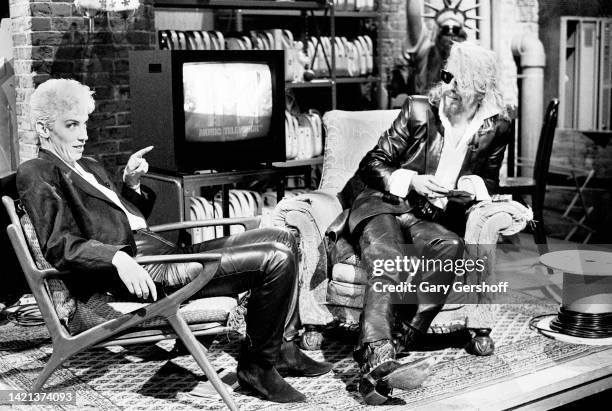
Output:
[440,25,463,36]
[440,69,454,84]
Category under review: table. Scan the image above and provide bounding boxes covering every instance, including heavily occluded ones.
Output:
[539,250,612,314]
[142,169,282,238]
[141,161,323,239]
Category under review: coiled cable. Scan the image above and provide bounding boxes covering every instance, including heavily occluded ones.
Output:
[1,303,44,327]
[530,308,612,339]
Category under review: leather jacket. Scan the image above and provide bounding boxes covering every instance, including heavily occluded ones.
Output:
[340,96,513,233]
[17,149,156,297]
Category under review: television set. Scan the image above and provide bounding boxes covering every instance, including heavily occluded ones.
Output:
[129,50,285,172]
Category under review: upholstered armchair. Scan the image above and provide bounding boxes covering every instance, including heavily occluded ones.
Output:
[273,109,532,349]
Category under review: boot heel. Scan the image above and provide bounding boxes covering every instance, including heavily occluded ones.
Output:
[358,374,391,405]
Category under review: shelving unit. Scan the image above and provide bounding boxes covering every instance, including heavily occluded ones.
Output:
[153,1,326,10]
[149,0,378,226]
[286,76,380,89]
[153,0,380,111]
[233,9,378,18]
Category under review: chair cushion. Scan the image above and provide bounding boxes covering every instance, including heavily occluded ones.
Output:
[320,110,400,191]
[68,294,237,335]
[331,262,368,284]
[326,280,365,308]
[21,213,76,325]
[327,304,362,325]
[328,236,361,267]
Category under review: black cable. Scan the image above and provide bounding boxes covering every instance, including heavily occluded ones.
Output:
[550,307,612,339]
[2,304,44,327]
[529,308,612,339]
[529,314,556,334]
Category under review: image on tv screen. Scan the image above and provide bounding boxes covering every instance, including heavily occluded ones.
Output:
[183,62,273,143]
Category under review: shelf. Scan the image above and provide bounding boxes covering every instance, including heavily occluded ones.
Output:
[335,10,378,18]
[153,0,327,10]
[286,79,332,89]
[286,76,380,89]
[273,156,324,168]
[153,0,382,112]
[234,9,378,17]
[336,76,380,84]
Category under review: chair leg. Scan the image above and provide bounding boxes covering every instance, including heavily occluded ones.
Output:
[166,314,238,411]
[532,199,548,254]
[32,350,65,392]
[515,193,548,253]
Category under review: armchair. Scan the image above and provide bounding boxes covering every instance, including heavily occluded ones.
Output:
[273,109,532,350]
[3,195,262,411]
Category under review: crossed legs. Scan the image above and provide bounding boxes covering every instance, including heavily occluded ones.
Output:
[136,226,330,402]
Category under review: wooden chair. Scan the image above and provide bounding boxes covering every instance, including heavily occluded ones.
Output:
[497,99,560,250]
[3,195,260,411]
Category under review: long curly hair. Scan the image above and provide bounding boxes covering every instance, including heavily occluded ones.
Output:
[428,41,512,120]
[29,79,95,131]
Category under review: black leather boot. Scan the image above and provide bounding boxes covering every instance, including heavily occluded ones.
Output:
[237,343,306,403]
[356,339,396,406]
[356,339,435,405]
[276,340,333,377]
[230,237,307,403]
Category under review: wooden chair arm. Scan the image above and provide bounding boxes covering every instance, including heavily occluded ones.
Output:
[136,252,222,307]
[37,252,223,280]
[72,255,222,349]
[148,216,261,233]
[39,267,74,279]
[133,252,222,265]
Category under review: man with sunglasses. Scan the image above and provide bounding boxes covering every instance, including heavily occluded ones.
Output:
[334,41,513,405]
[405,0,469,94]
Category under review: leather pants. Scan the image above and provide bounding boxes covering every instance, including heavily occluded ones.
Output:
[356,212,464,349]
[134,226,301,366]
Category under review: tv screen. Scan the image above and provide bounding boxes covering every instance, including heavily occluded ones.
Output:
[129,50,285,172]
[183,62,273,143]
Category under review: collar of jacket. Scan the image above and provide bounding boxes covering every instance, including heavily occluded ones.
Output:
[38,148,121,207]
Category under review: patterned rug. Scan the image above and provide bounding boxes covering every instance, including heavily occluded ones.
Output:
[0,304,610,410]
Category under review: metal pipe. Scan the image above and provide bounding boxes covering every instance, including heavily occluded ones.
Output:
[511,32,546,176]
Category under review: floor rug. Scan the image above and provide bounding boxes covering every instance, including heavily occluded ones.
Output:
[0,304,609,410]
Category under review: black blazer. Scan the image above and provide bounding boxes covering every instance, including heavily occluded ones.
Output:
[341,96,512,233]
[16,149,156,297]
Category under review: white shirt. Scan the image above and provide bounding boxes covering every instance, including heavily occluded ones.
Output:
[389,99,500,209]
[55,154,148,231]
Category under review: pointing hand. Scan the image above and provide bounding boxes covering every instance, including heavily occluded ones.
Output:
[124,146,153,187]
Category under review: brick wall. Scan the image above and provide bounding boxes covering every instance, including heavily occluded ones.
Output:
[376,0,406,101]
[10,0,156,181]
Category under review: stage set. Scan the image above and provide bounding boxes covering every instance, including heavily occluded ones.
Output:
[1,0,612,409]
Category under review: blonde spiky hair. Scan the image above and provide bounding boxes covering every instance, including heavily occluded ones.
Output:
[29,79,95,131]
